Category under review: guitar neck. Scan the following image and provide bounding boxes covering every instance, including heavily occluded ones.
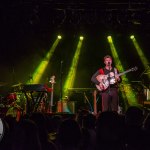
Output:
[118,69,132,76]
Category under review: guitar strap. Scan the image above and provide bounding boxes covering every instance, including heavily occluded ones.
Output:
[114,68,118,76]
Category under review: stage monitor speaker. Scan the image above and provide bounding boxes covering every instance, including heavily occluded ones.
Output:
[57,101,75,114]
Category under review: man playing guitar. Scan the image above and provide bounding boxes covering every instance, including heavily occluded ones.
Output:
[91,55,122,112]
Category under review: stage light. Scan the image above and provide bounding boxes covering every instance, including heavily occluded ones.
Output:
[58,35,62,39]
[80,36,84,40]
[130,35,135,39]
[107,36,113,43]
[107,36,111,39]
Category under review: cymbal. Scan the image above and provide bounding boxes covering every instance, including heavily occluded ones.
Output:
[11,83,22,87]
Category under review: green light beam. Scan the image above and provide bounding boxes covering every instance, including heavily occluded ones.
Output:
[63,38,83,98]
[27,38,61,84]
[131,36,150,79]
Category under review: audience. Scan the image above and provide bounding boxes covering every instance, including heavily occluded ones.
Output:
[56,118,82,150]
[1,105,150,150]
[124,106,150,150]
[96,111,126,150]
[29,112,58,150]
[80,113,96,150]
[11,119,42,150]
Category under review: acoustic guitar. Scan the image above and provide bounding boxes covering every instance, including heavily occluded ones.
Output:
[96,66,138,91]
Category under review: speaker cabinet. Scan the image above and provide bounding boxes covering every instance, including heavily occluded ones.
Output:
[144,88,150,101]
[57,101,75,114]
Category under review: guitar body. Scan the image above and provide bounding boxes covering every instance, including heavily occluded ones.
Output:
[96,74,116,91]
[95,81,109,91]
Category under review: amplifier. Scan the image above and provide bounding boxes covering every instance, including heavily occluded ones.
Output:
[57,101,75,114]
[144,88,150,101]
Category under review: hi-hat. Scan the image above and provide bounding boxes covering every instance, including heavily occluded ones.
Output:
[11,83,22,87]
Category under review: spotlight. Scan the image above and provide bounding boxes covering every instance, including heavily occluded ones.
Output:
[130,35,134,39]
[107,36,112,39]
[107,36,112,43]
[80,36,84,40]
[57,35,62,39]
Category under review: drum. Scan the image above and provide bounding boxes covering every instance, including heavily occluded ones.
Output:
[6,105,22,121]
[6,93,17,100]
[6,93,17,105]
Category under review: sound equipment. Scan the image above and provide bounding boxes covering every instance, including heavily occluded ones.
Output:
[57,100,75,114]
[144,88,150,101]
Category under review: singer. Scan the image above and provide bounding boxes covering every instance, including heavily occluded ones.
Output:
[91,55,122,112]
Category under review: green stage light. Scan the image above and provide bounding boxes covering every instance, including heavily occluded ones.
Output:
[130,35,135,39]
[63,38,83,98]
[80,36,84,40]
[107,36,112,43]
[57,35,62,39]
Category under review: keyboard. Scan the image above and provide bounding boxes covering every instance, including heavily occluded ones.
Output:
[22,84,51,92]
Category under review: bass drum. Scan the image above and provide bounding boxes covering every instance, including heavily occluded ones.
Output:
[6,105,22,122]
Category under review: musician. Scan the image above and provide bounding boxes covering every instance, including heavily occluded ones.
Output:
[91,55,122,112]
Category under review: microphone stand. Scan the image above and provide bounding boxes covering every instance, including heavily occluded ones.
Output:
[59,61,63,101]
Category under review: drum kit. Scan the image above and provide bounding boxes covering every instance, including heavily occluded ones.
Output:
[0,82,24,119]
[0,82,51,118]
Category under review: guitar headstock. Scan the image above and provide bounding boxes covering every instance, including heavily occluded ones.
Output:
[131,66,138,72]
[49,75,56,84]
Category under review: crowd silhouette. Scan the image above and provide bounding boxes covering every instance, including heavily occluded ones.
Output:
[1,106,150,150]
